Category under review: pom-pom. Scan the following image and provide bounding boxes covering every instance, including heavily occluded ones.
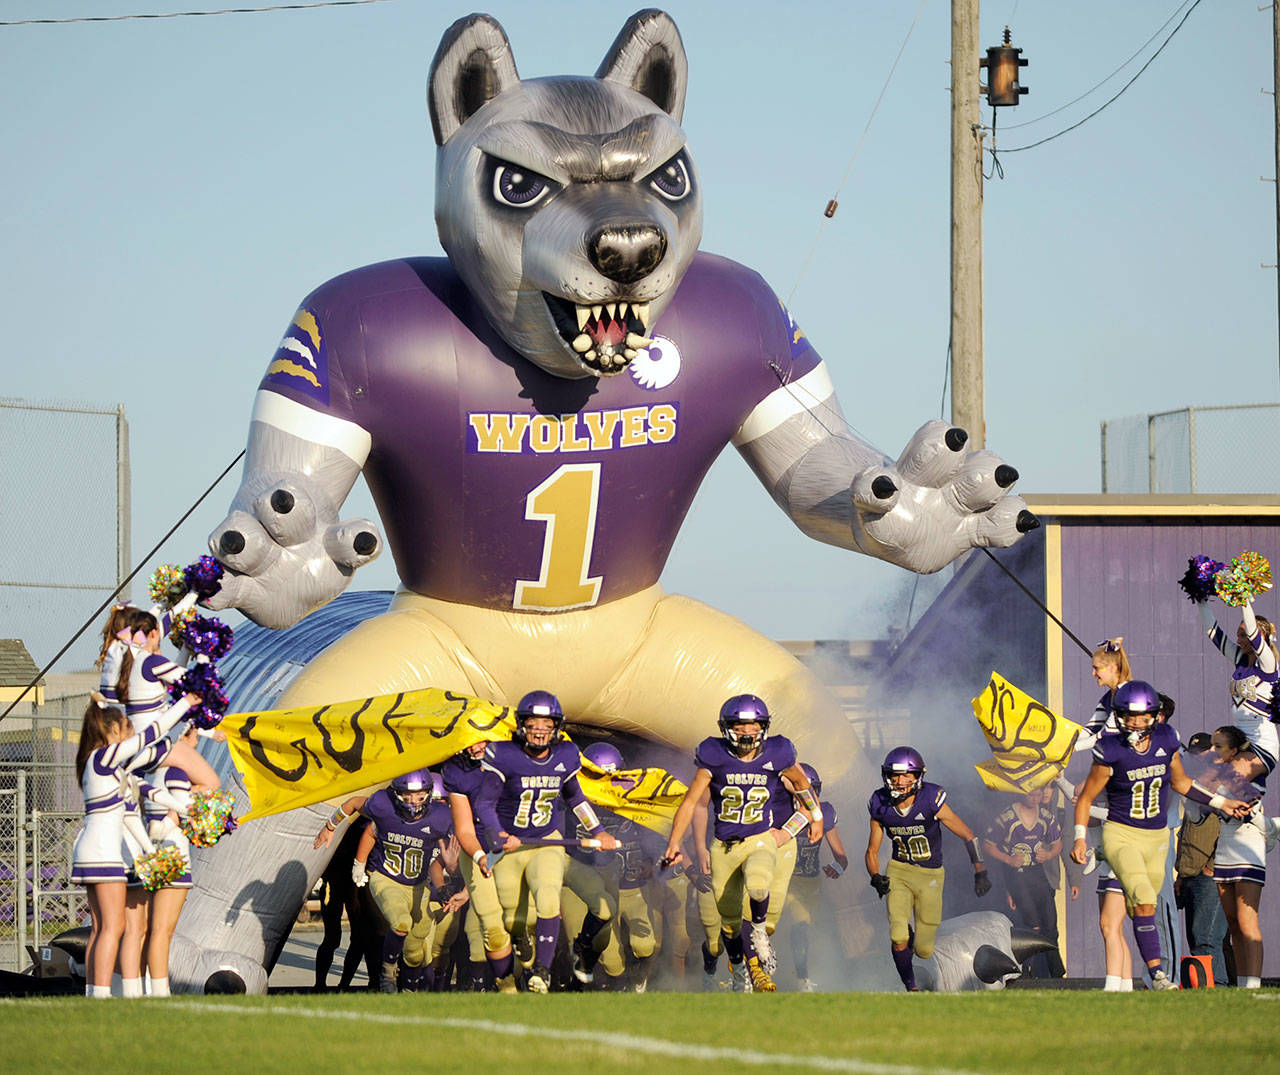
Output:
[1234,551,1272,597]
[168,662,229,730]
[134,844,187,890]
[167,606,198,647]
[1217,552,1274,608]
[148,564,186,608]
[1178,555,1225,604]
[176,614,234,661]
[182,790,238,847]
[183,555,225,601]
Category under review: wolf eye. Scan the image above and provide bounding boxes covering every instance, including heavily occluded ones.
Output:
[492,162,554,208]
[647,153,691,202]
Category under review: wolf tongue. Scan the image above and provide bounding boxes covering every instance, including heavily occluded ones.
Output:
[589,319,626,347]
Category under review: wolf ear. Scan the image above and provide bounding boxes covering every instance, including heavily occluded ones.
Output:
[428,14,520,146]
[595,9,688,123]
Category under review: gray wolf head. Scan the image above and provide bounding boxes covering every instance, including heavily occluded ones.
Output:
[428,10,703,380]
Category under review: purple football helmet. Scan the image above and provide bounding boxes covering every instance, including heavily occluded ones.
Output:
[583,741,624,773]
[1113,680,1160,745]
[800,762,822,797]
[515,689,565,749]
[881,746,925,800]
[718,694,771,755]
[390,769,431,820]
[430,771,446,802]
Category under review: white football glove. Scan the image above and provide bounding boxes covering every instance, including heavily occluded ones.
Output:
[351,859,369,888]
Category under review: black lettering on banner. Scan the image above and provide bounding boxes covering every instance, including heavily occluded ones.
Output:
[380,693,415,754]
[313,699,370,773]
[467,704,510,733]
[241,713,324,783]
[430,691,472,739]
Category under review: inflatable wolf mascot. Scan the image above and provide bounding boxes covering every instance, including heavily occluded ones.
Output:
[172,10,1033,991]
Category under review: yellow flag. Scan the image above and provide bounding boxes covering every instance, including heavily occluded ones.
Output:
[578,761,689,836]
[971,672,1082,793]
[222,688,514,821]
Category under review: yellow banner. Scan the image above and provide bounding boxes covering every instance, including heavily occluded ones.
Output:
[579,761,688,836]
[223,688,515,821]
[971,672,1082,793]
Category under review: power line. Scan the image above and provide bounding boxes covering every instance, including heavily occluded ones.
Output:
[786,0,928,309]
[0,0,392,27]
[1002,0,1204,154]
[1003,0,1195,131]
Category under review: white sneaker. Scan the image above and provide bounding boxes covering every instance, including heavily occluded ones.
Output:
[798,977,817,993]
[749,923,775,974]
[730,960,749,993]
[1149,970,1176,991]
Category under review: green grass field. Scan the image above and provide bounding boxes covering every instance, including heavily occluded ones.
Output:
[1,990,1277,1074]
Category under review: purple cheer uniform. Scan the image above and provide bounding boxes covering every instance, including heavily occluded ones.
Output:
[360,790,452,884]
[257,254,821,611]
[695,735,798,843]
[1092,723,1182,830]
[866,782,948,870]
[477,740,590,840]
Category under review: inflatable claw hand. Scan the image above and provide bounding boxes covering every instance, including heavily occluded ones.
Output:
[850,420,1037,574]
[205,471,381,629]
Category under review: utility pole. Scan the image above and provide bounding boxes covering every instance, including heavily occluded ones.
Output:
[951,0,985,447]
[1273,0,1280,392]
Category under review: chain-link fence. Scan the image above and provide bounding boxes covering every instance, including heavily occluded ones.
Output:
[0,397,129,673]
[0,716,89,972]
[1101,403,1280,493]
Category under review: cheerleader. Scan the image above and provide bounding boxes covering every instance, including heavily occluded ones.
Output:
[1198,596,1279,779]
[1206,725,1269,988]
[71,691,197,998]
[117,610,221,790]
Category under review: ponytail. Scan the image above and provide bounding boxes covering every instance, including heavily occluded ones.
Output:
[75,694,126,782]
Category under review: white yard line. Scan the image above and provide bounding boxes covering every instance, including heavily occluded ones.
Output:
[154,999,984,1075]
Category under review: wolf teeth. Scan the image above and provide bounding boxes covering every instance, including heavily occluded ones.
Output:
[576,306,590,331]
[631,302,649,330]
[572,333,592,353]
[591,304,603,321]
[625,331,653,350]
[618,302,629,319]
[606,302,617,320]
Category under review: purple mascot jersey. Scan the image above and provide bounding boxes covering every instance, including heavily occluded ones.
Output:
[360,789,452,884]
[694,735,798,843]
[867,782,948,870]
[258,255,819,612]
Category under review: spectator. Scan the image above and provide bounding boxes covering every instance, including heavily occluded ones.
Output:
[1174,732,1229,985]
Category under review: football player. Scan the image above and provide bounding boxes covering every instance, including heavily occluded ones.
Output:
[444,739,519,992]
[865,746,991,991]
[472,690,619,992]
[344,769,453,992]
[783,763,848,991]
[662,694,822,993]
[1071,680,1253,990]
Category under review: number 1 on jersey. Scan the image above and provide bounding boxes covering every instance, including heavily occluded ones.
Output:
[514,463,604,611]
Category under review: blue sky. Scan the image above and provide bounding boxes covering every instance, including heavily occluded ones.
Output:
[1,0,1274,669]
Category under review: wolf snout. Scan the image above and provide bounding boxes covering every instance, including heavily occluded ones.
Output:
[588,224,667,284]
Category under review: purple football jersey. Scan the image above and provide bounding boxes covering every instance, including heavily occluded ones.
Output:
[1093,723,1182,830]
[694,735,798,842]
[360,790,451,884]
[794,801,838,879]
[984,805,1061,868]
[480,739,586,840]
[256,253,821,611]
[867,782,948,870]
[441,753,494,851]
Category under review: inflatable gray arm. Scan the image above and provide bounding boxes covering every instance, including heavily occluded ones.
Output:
[206,394,381,628]
[735,383,1036,573]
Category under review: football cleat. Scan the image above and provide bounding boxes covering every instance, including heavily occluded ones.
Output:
[747,956,776,993]
[525,964,552,994]
[730,959,749,993]
[379,962,398,993]
[495,973,518,995]
[571,936,596,984]
[750,923,776,975]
